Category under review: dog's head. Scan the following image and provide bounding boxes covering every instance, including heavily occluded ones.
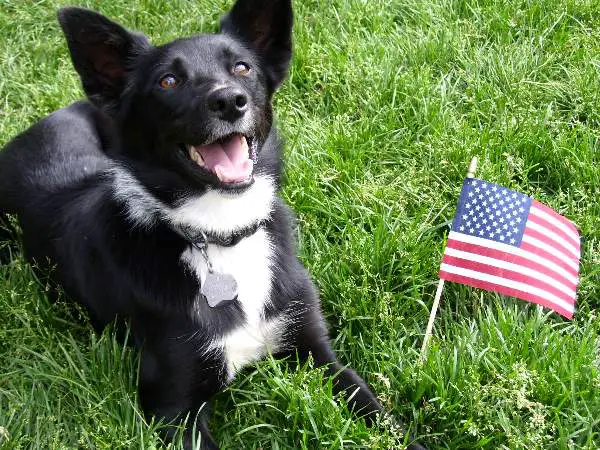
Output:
[58,0,292,192]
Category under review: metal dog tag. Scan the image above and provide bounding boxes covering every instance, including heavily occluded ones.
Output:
[189,233,239,308]
[201,271,239,308]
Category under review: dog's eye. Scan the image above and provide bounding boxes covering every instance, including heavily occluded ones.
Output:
[233,62,250,77]
[159,74,179,89]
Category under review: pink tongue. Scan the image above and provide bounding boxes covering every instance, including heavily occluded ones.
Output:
[195,135,252,183]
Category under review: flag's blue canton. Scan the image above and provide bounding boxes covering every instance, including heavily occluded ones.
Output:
[451,178,532,247]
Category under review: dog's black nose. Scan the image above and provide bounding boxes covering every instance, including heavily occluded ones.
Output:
[207,87,248,121]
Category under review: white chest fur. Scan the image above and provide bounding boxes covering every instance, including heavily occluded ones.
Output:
[181,228,285,381]
[174,176,286,381]
[182,228,273,325]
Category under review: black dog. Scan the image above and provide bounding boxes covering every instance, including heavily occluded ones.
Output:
[0,1,423,448]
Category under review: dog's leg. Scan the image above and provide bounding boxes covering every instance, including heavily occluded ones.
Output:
[292,307,383,424]
[136,319,223,450]
[139,347,220,449]
[291,306,428,450]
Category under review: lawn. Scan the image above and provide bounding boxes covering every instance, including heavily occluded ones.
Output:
[1,0,599,449]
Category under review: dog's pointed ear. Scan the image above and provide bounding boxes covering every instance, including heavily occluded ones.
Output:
[220,0,293,89]
[57,7,150,110]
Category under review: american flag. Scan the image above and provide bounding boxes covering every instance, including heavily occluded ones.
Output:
[439,178,581,319]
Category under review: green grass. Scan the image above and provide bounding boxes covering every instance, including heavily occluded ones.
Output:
[1,0,599,448]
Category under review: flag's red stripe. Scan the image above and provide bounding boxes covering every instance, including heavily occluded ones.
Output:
[523,226,580,263]
[527,212,580,251]
[439,270,573,319]
[518,239,579,276]
[441,255,575,305]
[532,200,579,235]
[446,239,578,289]
[448,234,579,278]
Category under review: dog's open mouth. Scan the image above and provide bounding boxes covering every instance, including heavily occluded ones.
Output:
[186,134,257,185]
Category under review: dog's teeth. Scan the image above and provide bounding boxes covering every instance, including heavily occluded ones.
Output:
[240,136,249,153]
[188,147,205,167]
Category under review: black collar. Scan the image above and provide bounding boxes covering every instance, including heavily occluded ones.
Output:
[176,220,265,248]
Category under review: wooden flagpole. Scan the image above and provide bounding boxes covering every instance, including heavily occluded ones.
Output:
[420,157,478,359]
